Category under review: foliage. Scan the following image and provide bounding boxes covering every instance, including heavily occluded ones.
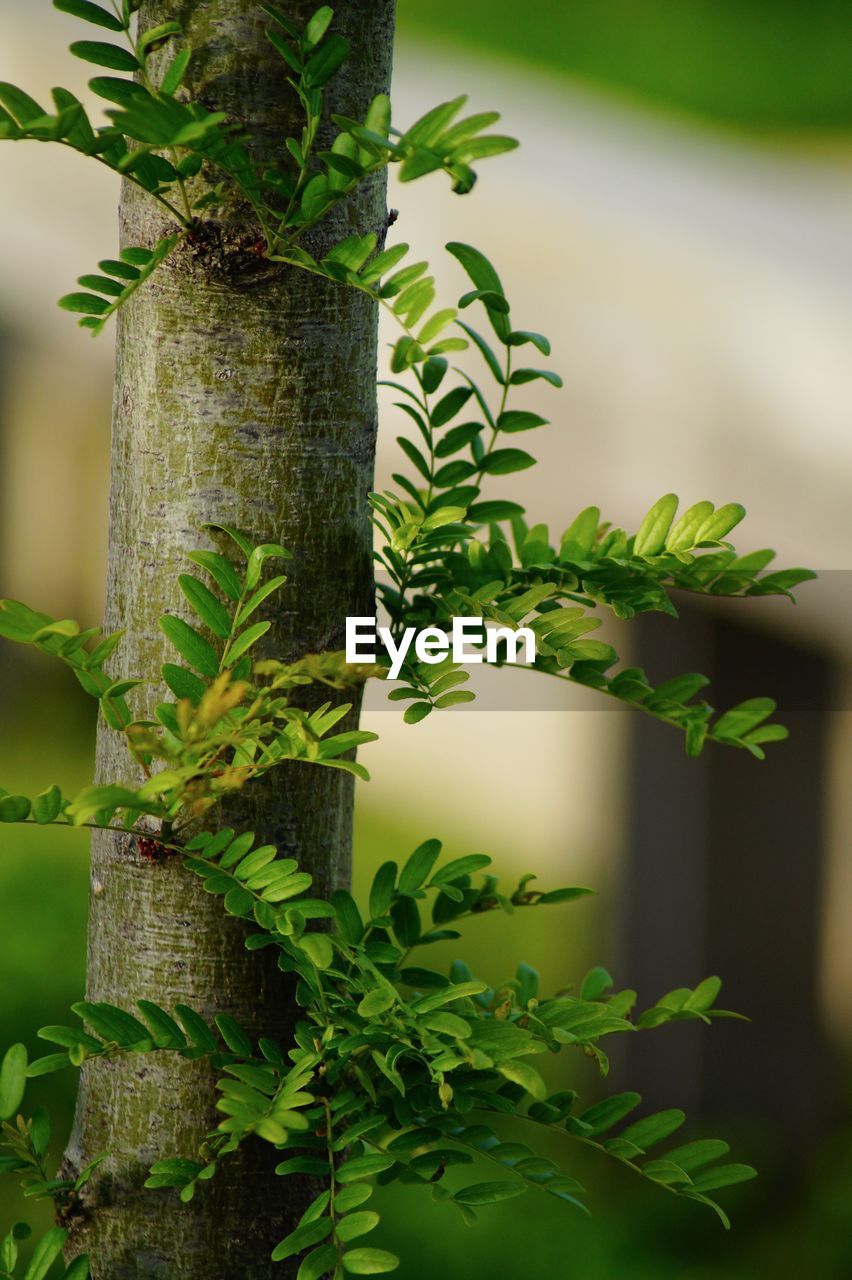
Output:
[0,2,813,1276]
[0,831,755,1276]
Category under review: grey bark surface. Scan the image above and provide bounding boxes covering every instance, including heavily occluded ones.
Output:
[64,4,396,1276]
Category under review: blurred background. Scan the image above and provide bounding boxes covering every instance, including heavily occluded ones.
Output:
[2,1,852,1275]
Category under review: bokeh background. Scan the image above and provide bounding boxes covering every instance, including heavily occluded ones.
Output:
[2,2,852,1276]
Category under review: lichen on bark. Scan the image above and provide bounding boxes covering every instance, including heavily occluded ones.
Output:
[63,4,397,1275]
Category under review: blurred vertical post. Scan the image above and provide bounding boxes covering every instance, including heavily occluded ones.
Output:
[63,3,396,1275]
[618,607,832,1152]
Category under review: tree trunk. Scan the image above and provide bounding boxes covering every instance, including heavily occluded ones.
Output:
[64,4,396,1276]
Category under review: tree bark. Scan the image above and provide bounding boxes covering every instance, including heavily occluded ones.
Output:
[64,4,396,1276]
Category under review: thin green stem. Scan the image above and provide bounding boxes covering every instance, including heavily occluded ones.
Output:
[323,1099,343,1277]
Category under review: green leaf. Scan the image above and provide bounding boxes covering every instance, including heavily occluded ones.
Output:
[336,1155,395,1183]
[431,854,491,885]
[403,702,432,725]
[32,786,63,827]
[178,574,231,638]
[713,698,776,741]
[446,242,504,300]
[619,1110,685,1151]
[304,33,349,88]
[271,1216,332,1262]
[579,1092,641,1135]
[23,1227,68,1280]
[684,976,722,1012]
[390,896,421,947]
[138,22,182,55]
[398,838,442,892]
[430,386,473,427]
[64,1255,91,1280]
[633,494,679,556]
[0,794,32,822]
[496,410,548,433]
[434,422,482,458]
[305,5,334,46]
[341,1248,400,1274]
[162,663,206,703]
[69,41,139,70]
[690,1164,757,1192]
[59,292,113,316]
[560,506,600,560]
[665,500,714,552]
[335,1185,374,1213]
[244,541,290,590]
[297,1243,339,1280]
[580,966,613,1000]
[498,1060,546,1101]
[235,575,287,627]
[337,1211,380,1243]
[455,1181,525,1205]
[695,503,746,543]
[159,615,219,677]
[72,1001,150,1046]
[202,522,254,559]
[188,550,242,601]
[25,1054,71,1077]
[480,448,535,475]
[332,890,364,945]
[299,933,334,970]
[538,886,595,904]
[369,861,397,919]
[214,1014,252,1057]
[357,989,397,1019]
[509,367,562,388]
[77,274,124,297]
[664,1139,730,1173]
[467,500,525,522]
[136,1001,185,1048]
[174,1004,217,1051]
[421,1012,471,1037]
[0,1043,27,1119]
[54,1,125,32]
[161,46,191,96]
[224,621,270,666]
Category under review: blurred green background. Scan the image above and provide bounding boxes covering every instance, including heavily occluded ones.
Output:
[2,0,852,1276]
[402,0,852,133]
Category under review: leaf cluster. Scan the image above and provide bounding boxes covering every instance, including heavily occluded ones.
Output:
[0,837,755,1276]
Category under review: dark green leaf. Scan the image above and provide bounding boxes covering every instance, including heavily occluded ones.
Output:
[297,1243,339,1280]
[579,1092,641,1135]
[332,890,364,945]
[22,1227,68,1280]
[161,663,206,703]
[272,1217,332,1263]
[54,0,125,32]
[431,854,491,885]
[159,615,219,677]
[399,838,442,892]
[178,574,231,638]
[69,41,139,71]
[454,1181,525,1205]
[496,410,548,433]
[369,861,397,919]
[480,448,535,475]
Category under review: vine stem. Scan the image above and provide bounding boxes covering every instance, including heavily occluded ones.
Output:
[323,1099,343,1278]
